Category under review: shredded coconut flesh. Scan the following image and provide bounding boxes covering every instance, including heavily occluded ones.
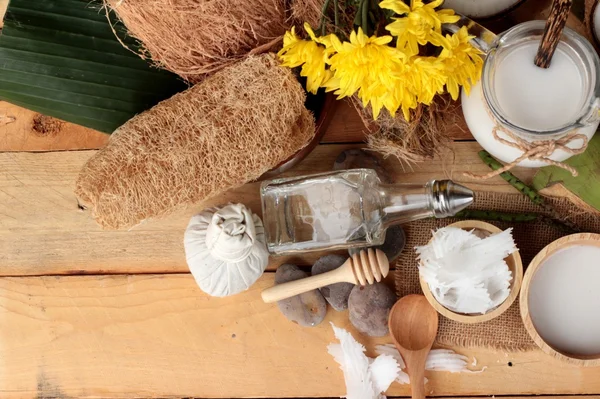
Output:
[328,323,399,399]
[375,344,486,384]
[417,227,517,314]
[328,325,486,398]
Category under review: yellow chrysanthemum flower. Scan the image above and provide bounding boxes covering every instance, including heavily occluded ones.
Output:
[380,0,459,56]
[438,26,483,100]
[277,26,332,94]
[389,77,418,121]
[303,23,337,52]
[408,56,447,105]
[324,28,405,119]
[383,57,445,121]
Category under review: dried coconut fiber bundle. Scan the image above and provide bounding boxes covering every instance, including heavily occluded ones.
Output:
[76,54,315,229]
[105,0,289,83]
[353,96,456,164]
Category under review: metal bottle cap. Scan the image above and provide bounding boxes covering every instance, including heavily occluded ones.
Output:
[427,180,474,218]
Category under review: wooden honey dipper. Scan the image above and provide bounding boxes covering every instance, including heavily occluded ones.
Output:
[261,248,390,303]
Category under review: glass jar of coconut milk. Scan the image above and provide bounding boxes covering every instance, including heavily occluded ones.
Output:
[461,21,600,167]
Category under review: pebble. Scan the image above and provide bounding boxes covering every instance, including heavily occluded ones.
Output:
[311,255,354,311]
[275,264,327,327]
[349,225,406,263]
[333,149,393,183]
[348,283,397,337]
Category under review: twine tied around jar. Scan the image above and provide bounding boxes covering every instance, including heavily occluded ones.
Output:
[465,127,588,180]
[465,89,590,180]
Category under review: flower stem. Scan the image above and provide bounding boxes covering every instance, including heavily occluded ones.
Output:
[478,150,545,206]
[333,0,339,33]
[362,0,369,34]
[319,0,332,36]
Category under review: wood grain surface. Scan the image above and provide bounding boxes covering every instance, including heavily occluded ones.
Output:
[0,1,597,398]
[0,143,536,276]
[388,294,439,399]
[1,273,599,399]
[0,102,109,151]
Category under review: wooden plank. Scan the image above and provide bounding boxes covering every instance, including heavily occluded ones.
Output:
[4,99,360,150]
[321,99,368,143]
[0,142,535,276]
[1,272,599,398]
[409,398,598,399]
[0,97,472,151]
[0,100,352,152]
[0,102,109,151]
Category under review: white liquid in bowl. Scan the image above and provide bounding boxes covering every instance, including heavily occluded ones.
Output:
[528,245,600,356]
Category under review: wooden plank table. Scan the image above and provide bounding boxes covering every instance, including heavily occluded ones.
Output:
[1,96,599,399]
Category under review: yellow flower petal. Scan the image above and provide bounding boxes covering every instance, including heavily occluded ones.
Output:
[438,27,483,99]
[304,23,319,42]
[327,28,407,119]
[384,0,459,52]
[379,0,411,15]
[437,9,460,23]
[278,27,335,94]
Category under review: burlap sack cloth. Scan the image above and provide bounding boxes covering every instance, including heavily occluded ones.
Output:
[395,191,600,351]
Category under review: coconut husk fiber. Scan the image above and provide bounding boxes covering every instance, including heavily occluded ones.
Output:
[106,0,290,83]
[354,96,460,165]
[291,0,323,28]
[76,54,315,229]
[291,0,354,33]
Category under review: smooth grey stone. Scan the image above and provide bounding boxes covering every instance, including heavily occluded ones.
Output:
[348,283,397,337]
[349,225,406,263]
[275,264,327,327]
[333,149,393,183]
[311,255,354,311]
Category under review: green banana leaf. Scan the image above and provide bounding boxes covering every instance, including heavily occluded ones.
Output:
[532,133,600,212]
[0,0,187,133]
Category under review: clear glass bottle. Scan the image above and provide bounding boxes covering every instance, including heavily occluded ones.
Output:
[261,169,474,255]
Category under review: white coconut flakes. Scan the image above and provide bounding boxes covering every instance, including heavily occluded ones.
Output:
[328,325,486,398]
[417,227,517,315]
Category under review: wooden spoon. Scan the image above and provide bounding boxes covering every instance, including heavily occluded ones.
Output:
[261,248,389,303]
[388,294,439,399]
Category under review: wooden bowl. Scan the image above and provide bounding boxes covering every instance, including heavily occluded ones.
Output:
[520,233,600,367]
[419,220,523,324]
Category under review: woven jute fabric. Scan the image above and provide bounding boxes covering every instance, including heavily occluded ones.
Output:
[394,191,600,351]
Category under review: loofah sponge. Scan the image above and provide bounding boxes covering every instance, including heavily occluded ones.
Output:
[106,0,289,83]
[76,54,315,229]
